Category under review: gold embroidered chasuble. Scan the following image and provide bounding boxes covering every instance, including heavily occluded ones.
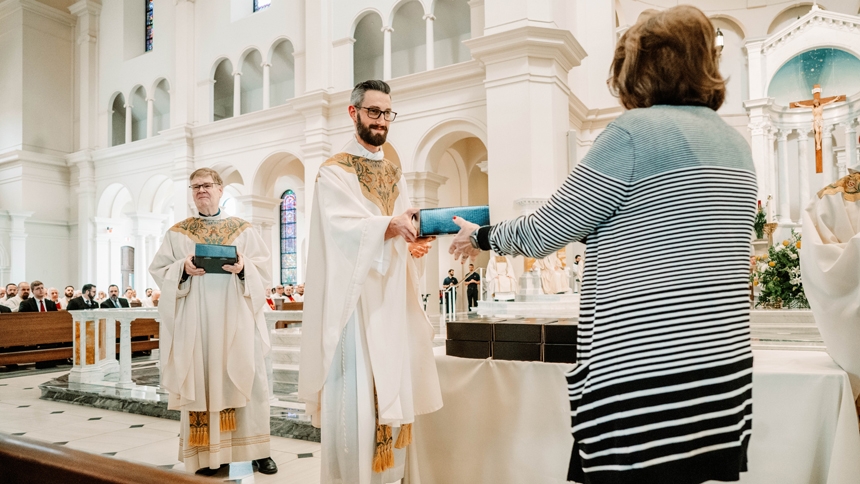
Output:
[321,152,402,216]
[150,213,273,469]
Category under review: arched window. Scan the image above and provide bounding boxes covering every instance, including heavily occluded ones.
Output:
[280,189,297,284]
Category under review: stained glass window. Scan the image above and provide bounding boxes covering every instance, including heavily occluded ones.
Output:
[145,0,154,52]
[280,189,297,284]
[254,0,271,12]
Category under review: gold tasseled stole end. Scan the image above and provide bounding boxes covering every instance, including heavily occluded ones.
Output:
[372,423,413,473]
[220,408,237,432]
[188,411,209,447]
[188,408,237,447]
[394,423,412,449]
[372,423,394,473]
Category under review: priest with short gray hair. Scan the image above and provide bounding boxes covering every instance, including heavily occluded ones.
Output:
[150,167,278,476]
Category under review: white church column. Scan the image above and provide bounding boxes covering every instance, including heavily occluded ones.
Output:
[303,0,330,92]
[294,92,332,251]
[7,211,33,282]
[236,195,280,285]
[173,0,196,126]
[262,62,271,109]
[424,14,435,71]
[233,71,242,117]
[797,130,810,211]
[93,218,112,291]
[68,0,102,151]
[468,0,484,38]
[767,128,776,210]
[405,172,447,313]
[822,125,835,184]
[124,103,132,144]
[466,23,586,227]
[382,26,393,80]
[744,99,774,203]
[776,130,790,223]
[744,41,765,100]
[70,154,96,284]
[331,37,356,91]
[145,97,154,138]
[161,127,195,221]
[845,122,857,174]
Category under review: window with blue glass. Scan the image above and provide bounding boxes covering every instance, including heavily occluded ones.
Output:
[145,0,154,52]
[280,189,297,285]
[254,0,271,13]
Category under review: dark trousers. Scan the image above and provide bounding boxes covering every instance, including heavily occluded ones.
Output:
[467,287,478,310]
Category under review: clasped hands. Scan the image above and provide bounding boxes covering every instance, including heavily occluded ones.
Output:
[184,253,245,276]
[386,207,435,259]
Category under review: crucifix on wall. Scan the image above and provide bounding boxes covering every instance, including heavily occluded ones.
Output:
[790,84,846,173]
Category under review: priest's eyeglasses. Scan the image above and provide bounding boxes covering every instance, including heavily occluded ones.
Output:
[189,183,221,191]
[358,107,397,122]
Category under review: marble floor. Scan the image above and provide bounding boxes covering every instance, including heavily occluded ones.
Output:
[0,370,321,483]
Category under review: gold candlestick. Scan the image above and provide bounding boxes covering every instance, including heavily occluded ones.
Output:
[763,222,778,247]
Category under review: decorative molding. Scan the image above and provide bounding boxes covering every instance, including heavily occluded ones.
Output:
[464,25,587,73]
[68,0,102,17]
[476,161,488,174]
[332,37,356,48]
[5,0,77,27]
[762,6,860,54]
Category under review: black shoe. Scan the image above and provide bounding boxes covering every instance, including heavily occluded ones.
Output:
[195,464,227,476]
[252,457,278,475]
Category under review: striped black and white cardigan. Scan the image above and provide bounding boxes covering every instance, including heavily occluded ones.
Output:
[484,105,756,484]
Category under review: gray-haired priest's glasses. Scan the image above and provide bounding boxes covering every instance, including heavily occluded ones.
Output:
[189,183,222,191]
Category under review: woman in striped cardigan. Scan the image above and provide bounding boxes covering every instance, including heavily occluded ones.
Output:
[451,6,756,484]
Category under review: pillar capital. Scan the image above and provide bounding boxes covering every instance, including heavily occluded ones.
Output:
[476,161,488,174]
[423,14,435,21]
[464,25,586,74]
[404,172,448,208]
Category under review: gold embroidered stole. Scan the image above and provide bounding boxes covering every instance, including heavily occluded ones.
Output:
[321,153,401,216]
[170,216,249,447]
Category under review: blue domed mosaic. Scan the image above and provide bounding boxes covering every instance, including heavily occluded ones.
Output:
[767,48,860,105]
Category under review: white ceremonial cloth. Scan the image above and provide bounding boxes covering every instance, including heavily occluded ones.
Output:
[415,348,860,484]
[299,137,442,484]
[801,174,860,398]
[149,212,272,470]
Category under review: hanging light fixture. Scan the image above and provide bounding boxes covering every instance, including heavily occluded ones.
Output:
[715,28,725,52]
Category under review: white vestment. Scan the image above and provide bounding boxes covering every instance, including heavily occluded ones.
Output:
[299,137,443,484]
[801,172,860,399]
[486,255,517,301]
[534,252,571,295]
[149,212,272,470]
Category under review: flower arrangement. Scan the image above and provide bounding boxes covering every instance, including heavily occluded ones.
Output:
[753,200,767,240]
[751,230,808,309]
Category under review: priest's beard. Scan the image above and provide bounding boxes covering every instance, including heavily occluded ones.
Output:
[356,112,388,148]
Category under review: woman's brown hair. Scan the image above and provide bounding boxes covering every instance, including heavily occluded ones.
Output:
[609,5,726,111]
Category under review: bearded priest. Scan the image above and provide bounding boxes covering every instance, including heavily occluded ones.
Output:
[299,80,443,484]
[149,167,278,476]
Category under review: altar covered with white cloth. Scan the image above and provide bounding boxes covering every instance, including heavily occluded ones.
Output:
[414,347,860,484]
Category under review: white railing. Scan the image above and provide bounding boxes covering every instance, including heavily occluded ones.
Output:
[69,308,304,402]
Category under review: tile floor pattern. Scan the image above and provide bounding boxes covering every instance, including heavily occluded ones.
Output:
[0,371,321,483]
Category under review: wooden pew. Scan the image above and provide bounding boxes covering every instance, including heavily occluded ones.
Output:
[0,312,160,366]
[0,312,74,366]
[0,433,211,483]
[274,301,303,329]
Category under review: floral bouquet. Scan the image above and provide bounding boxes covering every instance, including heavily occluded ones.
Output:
[751,230,808,309]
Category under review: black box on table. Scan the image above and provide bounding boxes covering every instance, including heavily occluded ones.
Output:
[492,342,542,362]
[542,344,577,363]
[446,339,492,359]
[447,319,494,342]
[544,319,577,345]
[493,318,556,343]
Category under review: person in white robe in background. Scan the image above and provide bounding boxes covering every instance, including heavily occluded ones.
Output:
[801,162,860,405]
[299,80,443,484]
[150,167,278,476]
[486,255,517,301]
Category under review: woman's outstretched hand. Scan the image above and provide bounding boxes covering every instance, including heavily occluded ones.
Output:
[449,216,482,263]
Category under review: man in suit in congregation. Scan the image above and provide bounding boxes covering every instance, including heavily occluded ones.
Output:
[66,284,99,310]
[18,281,58,312]
[0,304,10,313]
[100,284,130,309]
